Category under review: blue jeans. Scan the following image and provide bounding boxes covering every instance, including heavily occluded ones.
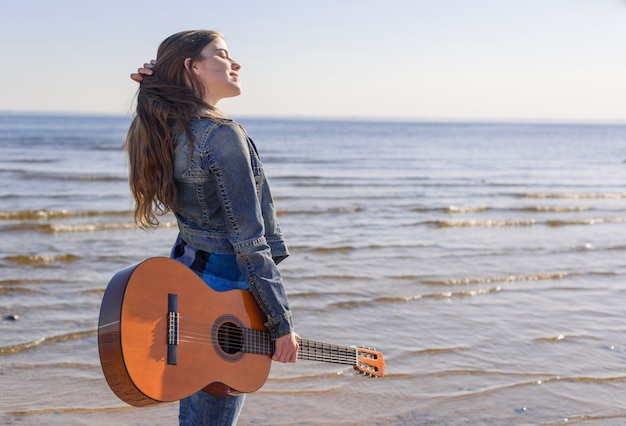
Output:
[179,390,246,425]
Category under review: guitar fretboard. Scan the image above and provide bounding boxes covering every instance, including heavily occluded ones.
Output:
[297,338,358,366]
[241,329,357,366]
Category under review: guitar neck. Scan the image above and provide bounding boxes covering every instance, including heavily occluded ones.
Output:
[297,338,357,366]
[240,329,383,377]
[241,330,356,366]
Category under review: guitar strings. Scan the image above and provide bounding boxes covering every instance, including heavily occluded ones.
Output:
[171,321,360,364]
[168,316,373,367]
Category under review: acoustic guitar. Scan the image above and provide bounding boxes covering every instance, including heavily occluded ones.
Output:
[98,257,385,406]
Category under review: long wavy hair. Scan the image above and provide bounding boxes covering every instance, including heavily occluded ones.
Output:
[126,30,224,229]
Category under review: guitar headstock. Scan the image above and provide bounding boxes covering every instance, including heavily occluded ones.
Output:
[354,347,385,377]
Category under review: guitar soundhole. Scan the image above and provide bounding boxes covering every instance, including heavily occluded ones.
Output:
[212,315,245,362]
[218,322,243,355]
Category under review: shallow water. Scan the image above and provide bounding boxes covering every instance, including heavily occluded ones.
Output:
[1,114,626,425]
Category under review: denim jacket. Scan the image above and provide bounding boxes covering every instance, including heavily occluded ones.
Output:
[172,117,293,338]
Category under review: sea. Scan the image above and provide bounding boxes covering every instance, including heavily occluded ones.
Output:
[1,112,626,425]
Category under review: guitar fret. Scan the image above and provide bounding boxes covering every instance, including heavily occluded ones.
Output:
[240,332,360,366]
[297,338,357,366]
[243,328,273,356]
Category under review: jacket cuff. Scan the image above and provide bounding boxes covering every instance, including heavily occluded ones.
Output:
[265,310,294,339]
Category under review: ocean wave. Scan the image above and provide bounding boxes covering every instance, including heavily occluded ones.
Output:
[40,223,139,232]
[534,334,600,343]
[0,329,95,355]
[542,413,626,425]
[415,205,595,214]
[401,368,626,417]
[91,144,125,151]
[2,221,175,233]
[424,272,568,286]
[17,171,126,182]
[443,206,489,214]
[426,217,626,228]
[6,406,135,416]
[325,287,502,309]
[374,287,502,304]
[309,246,356,253]
[5,254,81,265]
[0,278,67,286]
[278,206,364,216]
[446,372,626,391]
[418,371,626,408]
[418,369,547,379]
[411,346,466,355]
[0,209,131,221]
[534,334,566,343]
[11,361,98,370]
[259,388,338,396]
[546,217,626,226]
[290,290,364,299]
[515,206,590,212]
[517,192,626,199]
[428,219,537,228]
[268,369,353,383]
[0,287,38,296]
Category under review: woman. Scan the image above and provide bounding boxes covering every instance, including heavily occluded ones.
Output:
[127,30,299,425]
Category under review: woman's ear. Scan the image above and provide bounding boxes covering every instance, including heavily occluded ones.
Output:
[184,58,198,74]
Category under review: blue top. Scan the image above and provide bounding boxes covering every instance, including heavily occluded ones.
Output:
[171,233,249,292]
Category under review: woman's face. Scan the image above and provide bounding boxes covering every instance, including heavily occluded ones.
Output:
[190,37,242,106]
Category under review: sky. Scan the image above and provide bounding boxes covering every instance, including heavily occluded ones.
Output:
[1,0,626,122]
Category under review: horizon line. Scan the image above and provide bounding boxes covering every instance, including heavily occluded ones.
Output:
[1,110,625,126]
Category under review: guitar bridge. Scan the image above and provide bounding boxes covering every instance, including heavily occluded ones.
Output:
[167,293,179,365]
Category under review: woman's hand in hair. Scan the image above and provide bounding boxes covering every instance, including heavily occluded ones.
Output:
[130,60,156,83]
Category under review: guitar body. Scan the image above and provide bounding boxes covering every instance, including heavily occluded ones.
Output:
[98,257,271,406]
